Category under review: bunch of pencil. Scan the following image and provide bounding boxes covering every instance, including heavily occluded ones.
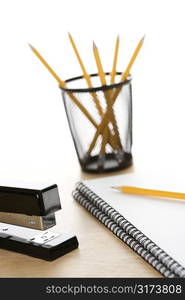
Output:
[29,34,144,167]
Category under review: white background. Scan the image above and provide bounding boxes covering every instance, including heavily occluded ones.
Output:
[0,0,184,185]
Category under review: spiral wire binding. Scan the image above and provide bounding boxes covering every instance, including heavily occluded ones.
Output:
[73,182,185,278]
[73,190,177,278]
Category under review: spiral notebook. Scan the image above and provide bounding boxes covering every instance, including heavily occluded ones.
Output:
[72,173,185,278]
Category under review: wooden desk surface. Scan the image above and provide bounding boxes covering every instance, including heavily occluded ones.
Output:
[0,158,162,278]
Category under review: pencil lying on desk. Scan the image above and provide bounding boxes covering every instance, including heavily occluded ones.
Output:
[112,185,185,201]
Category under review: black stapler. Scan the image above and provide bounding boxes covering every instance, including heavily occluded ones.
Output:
[0,182,78,260]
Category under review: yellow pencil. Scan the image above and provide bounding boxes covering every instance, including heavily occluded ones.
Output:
[29,44,116,149]
[68,33,118,151]
[29,44,97,127]
[110,35,120,84]
[93,42,106,85]
[68,33,92,88]
[87,36,145,154]
[112,185,185,201]
[93,42,122,150]
[29,44,66,87]
[120,35,145,82]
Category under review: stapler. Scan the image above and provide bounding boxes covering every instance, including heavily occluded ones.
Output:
[0,182,78,260]
[0,182,61,230]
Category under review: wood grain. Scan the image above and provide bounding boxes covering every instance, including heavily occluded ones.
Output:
[0,164,161,278]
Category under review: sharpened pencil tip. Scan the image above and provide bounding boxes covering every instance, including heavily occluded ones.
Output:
[111,186,118,190]
[117,35,120,40]
[28,43,33,49]
[141,35,145,42]
[68,32,72,38]
[93,41,97,49]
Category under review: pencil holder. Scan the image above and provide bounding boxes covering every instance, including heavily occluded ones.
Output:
[61,72,132,173]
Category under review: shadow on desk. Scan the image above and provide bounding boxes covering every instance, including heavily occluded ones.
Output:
[80,164,135,181]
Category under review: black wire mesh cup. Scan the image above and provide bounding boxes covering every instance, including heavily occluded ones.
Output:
[61,72,132,173]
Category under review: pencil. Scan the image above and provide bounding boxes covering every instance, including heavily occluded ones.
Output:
[93,42,122,150]
[87,36,145,154]
[29,44,96,127]
[68,33,117,151]
[29,44,66,87]
[110,35,120,84]
[68,33,103,115]
[29,44,116,149]
[93,41,113,153]
[112,185,185,201]
[120,36,145,82]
